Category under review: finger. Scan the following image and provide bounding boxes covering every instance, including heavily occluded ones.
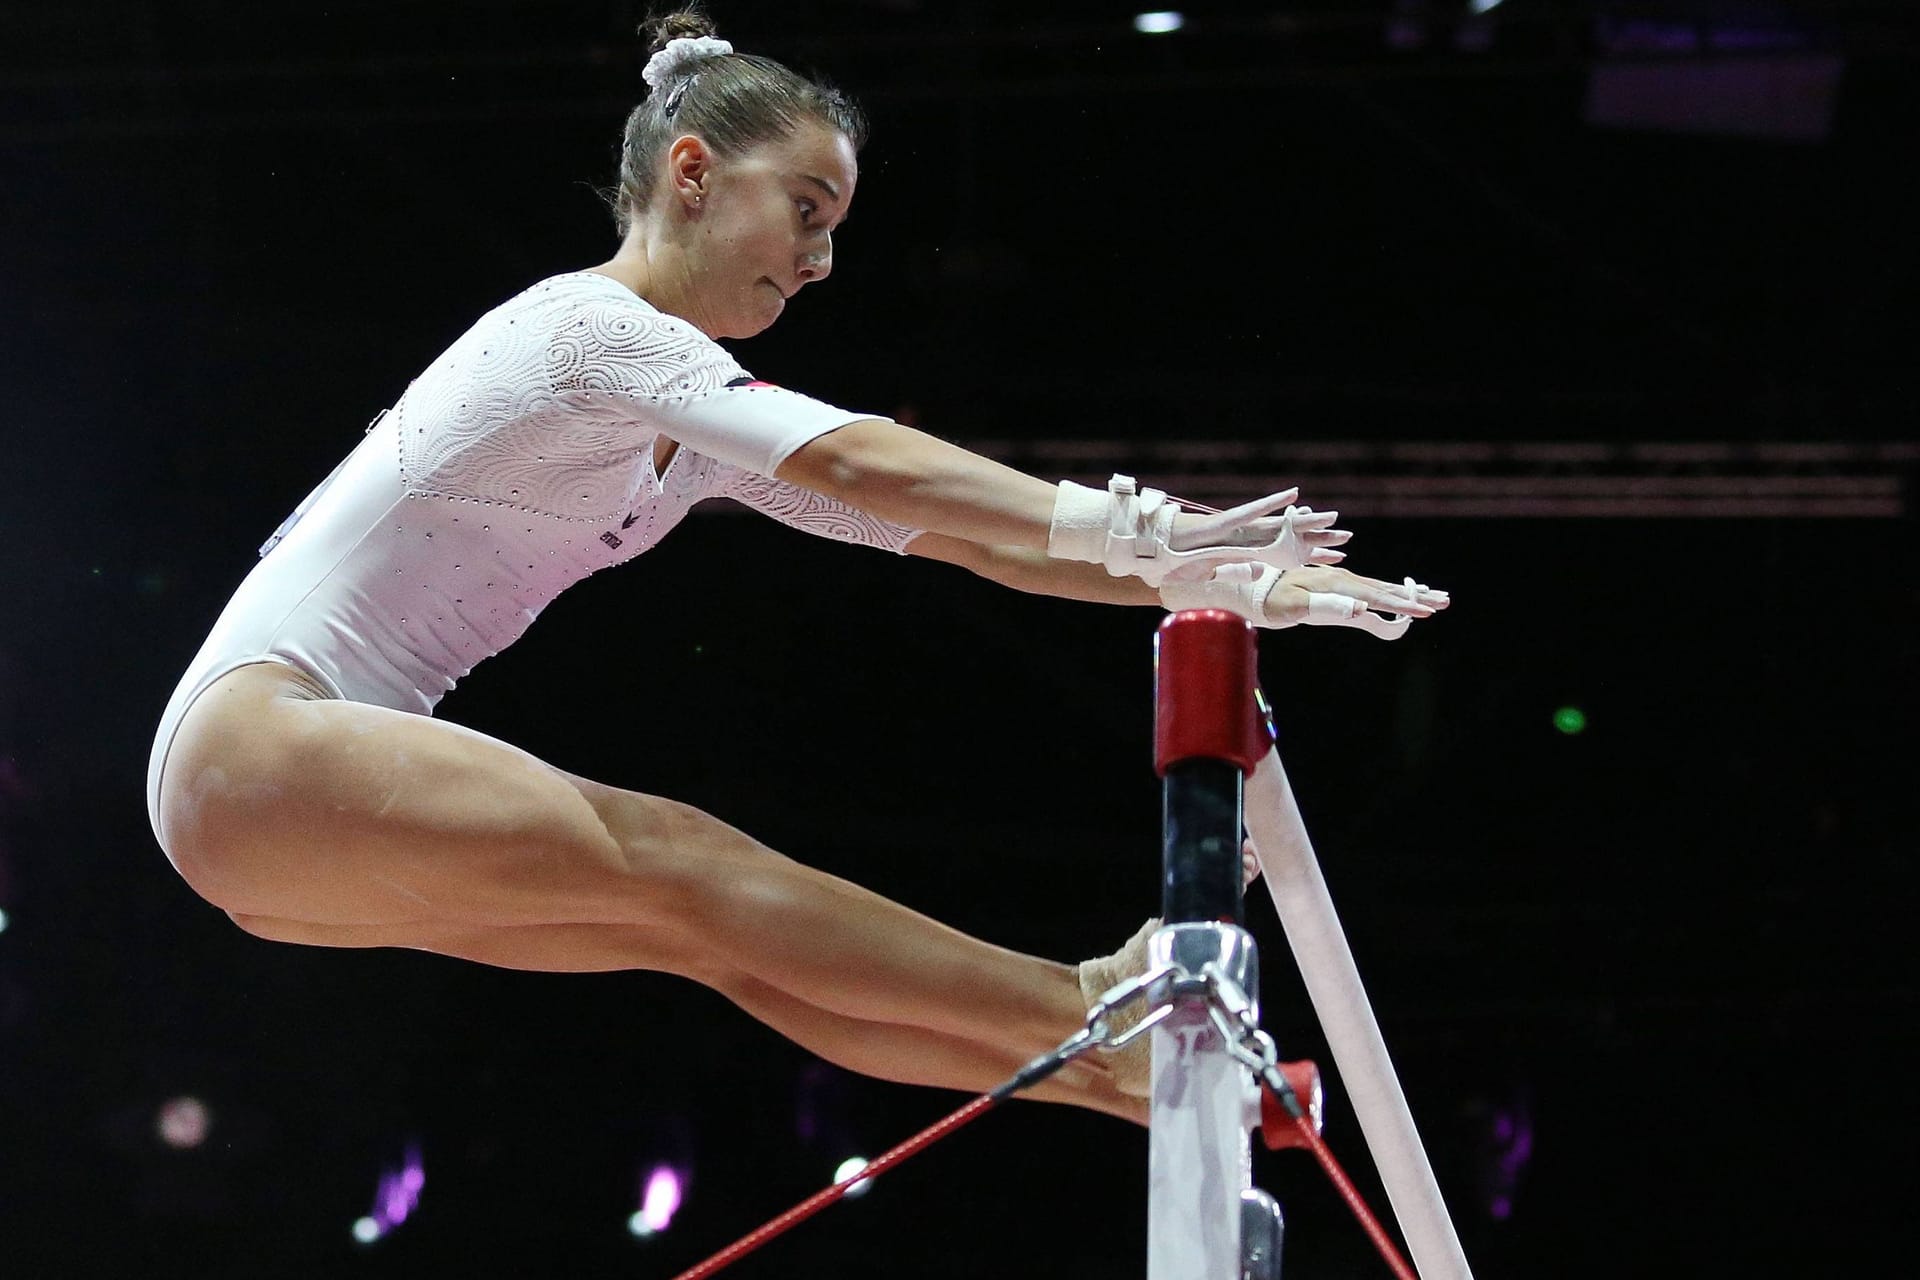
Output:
[1308,549,1347,564]
[1378,577,1449,612]
[1397,576,1449,606]
[1351,583,1443,617]
[1343,574,1400,592]
[1299,528,1352,545]
[1279,508,1340,530]
[1305,591,1367,622]
[1209,489,1300,524]
[1240,508,1338,538]
[1353,586,1435,616]
[1341,572,1444,605]
[1383,575,1448,606]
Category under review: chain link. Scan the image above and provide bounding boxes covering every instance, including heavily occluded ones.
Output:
[1081,961,1178,1048]
[1076,955,1304,1118]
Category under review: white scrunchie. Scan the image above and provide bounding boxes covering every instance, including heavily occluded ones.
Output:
[643,36,735,90]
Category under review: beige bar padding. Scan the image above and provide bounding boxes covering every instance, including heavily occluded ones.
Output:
[1246,747,1475,1280]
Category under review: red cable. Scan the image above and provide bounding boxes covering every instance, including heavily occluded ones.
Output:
[1293,1112,1421,1280]
[675,1083,1418,1280]
[669,1094,1001,1280]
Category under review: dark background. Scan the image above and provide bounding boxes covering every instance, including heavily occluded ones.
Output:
[2,2,1914,1277]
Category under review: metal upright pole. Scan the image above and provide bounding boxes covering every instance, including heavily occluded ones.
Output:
[1147,609,1273,1280]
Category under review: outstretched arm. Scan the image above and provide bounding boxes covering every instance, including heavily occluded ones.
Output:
[779,418,1449,634]
[905,533,1164,606]
[776,419,1347,572]
[775,419,1058,547]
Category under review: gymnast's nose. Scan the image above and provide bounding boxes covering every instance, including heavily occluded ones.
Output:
[796,241,833,286]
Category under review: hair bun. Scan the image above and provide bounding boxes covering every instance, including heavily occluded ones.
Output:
[642,8,719,58]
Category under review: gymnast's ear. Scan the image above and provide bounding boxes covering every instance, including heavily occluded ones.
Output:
[664,134,714,209]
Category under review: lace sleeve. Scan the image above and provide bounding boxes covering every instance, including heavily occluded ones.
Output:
[705,463,922,555]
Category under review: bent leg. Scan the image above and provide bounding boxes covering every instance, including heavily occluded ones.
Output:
[163,663,1103,1066]
[229,912,1146,1126]
[559,771,1093,1052]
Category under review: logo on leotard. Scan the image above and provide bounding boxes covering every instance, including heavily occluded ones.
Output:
[600,531,623,550]
[725,376,779,389]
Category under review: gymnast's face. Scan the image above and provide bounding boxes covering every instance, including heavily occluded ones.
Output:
[669,120,856,339]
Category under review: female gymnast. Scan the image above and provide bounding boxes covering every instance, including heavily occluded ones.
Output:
[145,10,1447,1127]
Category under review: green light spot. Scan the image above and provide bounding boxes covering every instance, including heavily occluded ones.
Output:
[1553,706,1587,735]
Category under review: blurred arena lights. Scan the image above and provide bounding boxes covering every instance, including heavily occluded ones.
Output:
[0,906,10,934]
[1489,1102,1535,1221]
[1553,706,1588,736]
[627,1163,686,1238]
[833,1156,874,1200]
[1132,11,1184,35]
[154,1095,213,1150]
[353,1141,425,1244]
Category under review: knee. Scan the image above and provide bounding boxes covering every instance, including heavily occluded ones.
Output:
[226,910,299,943]
[159,821,249,915]
[222,911,388,951]
[156,746,304,915]
[162,813,283,919]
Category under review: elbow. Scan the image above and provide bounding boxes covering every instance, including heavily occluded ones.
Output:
[778,418,910,504]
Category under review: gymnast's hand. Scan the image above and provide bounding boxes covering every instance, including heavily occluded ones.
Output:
[1167,493,1351,574]
[1047,477,1349,583]
[1160,562,1450,640]
[1263,565,1449,632]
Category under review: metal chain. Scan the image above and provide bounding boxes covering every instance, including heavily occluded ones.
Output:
[1199,961,1312,1121]
[1080,955,1310,1122]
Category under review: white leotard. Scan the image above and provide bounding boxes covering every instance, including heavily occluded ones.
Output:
[146,271,917,842]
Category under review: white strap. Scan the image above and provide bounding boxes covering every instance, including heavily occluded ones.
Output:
[1047,479,1111,563]
[1050,474,1312,586]
[1247,751,1477,1279]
